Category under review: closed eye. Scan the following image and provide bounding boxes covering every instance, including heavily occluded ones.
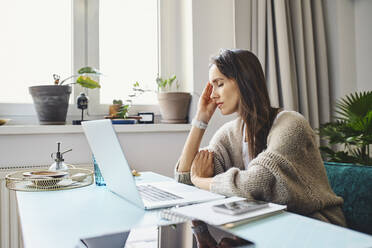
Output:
[217,83,224,87]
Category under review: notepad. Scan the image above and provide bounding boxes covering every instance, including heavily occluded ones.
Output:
[161,196,287,227]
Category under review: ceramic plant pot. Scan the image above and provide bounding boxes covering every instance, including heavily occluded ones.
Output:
[109,104,122,117]
[29,85,72,125]
[157,92,191,123]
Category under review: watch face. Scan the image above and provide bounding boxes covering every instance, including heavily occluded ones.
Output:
[138,112,154,124]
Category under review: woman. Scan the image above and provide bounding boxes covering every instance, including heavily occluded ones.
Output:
[175,49,346,227]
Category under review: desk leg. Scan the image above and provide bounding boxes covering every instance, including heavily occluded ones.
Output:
[158,222,195,248]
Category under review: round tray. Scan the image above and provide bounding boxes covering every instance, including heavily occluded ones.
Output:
[5,168,94,192]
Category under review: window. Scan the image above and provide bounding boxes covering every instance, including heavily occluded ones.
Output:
[99,0,158,105]
[0,0,72,104]
[0,0,160,119]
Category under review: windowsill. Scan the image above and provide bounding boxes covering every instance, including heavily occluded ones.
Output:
[0,123,191,135]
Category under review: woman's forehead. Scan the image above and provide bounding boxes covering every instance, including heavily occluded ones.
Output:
[209,65,225,80]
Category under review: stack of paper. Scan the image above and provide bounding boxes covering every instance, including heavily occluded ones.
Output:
[162,196,286,227]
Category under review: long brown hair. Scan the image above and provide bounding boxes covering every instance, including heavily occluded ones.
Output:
[210,49,279,159]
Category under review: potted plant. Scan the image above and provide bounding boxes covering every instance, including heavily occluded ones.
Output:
[156,75,191,123]
[109,99,124,117]
[105,82,144,124]
[107,101,135,124]
[29,67,101,125]
[107,99,130,120]
[318,91,372,166]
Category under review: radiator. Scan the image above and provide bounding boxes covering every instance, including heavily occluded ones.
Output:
[0,164,92,248]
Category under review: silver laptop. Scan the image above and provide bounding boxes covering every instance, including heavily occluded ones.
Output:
[82,119,224,210]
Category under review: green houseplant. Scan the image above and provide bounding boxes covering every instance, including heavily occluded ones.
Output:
[105,82,146,123]
[156,75,191,123]
[318,91,372,165]
[109,99,130,119]
[29,66,101,125]
[108,82,145,119]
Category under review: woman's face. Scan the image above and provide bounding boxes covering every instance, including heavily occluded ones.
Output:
[209,64,240,115]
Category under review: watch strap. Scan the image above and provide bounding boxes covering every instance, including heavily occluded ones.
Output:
[191,119,208,129]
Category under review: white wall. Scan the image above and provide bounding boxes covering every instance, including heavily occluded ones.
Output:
[191,0,236,147]
[0,131,189,177]
[354,0,372,92]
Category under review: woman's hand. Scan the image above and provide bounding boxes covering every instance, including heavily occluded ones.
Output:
[195,82,217,124]
[191,150,214,179]
[190,151,214,190]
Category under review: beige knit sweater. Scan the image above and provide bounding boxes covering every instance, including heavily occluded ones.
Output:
[175,111,346,227]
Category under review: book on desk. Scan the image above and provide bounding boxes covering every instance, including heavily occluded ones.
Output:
[161,196,287,228]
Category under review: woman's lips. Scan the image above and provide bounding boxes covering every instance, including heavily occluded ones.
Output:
[217,103,223,108]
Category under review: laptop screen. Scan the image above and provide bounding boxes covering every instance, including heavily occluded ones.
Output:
[82,119,145,209]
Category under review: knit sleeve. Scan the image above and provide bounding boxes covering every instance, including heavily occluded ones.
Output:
[174,120,239,185]
[173,142,229,185]
[210,163,276,200]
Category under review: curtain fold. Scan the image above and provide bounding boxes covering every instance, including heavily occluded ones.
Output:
[241,0,330,129]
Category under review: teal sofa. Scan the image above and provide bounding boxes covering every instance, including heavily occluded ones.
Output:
[324,162,372,235]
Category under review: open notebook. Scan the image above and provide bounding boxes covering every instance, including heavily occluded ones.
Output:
[161,196,287,228]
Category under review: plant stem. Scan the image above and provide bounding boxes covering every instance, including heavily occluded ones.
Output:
[59,75,77,85]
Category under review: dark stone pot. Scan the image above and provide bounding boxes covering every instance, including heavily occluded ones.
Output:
[29,85,72,125]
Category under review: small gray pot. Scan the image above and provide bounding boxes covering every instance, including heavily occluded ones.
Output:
[157,92,191,123]
[29,85,72,125]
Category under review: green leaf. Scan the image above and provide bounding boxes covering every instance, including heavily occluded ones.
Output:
[156,75,178,91]
[113,99,123,105]
[78,66,100,74]
[318,91,372,165]
[76,76,101,89]
[115,104,130,119]
[168,75,177,88]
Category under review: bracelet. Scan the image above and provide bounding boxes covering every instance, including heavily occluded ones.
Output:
[191,119,208,129]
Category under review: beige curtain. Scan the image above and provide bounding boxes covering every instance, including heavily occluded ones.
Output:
[240,0,330,129]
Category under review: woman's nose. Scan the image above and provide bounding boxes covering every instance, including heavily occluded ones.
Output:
[210,87,217,99]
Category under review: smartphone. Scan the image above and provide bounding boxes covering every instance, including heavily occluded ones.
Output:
[212,199,269,215]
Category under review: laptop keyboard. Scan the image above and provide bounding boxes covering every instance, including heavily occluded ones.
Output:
[137,185,183,202]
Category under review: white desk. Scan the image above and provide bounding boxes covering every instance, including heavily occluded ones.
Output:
[16,172,372,248]
[16,172,172,248]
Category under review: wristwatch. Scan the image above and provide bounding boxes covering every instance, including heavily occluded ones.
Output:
[191,119,208,129]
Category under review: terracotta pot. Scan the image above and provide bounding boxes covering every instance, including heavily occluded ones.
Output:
[157,92,191,123]
[109,104,122,116]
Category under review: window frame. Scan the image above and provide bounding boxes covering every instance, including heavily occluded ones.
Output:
[0,0,165,122]
[82,0,162,116]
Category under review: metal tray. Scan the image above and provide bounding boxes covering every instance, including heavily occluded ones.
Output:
[6,168,94,192]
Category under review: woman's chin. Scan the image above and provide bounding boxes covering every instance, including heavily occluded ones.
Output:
[219,109,233,115]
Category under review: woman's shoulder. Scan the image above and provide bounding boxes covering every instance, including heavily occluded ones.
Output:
[272,110,310,130]
[267,110,314,146]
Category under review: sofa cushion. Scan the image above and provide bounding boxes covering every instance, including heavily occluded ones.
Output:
[324,161,372,235]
